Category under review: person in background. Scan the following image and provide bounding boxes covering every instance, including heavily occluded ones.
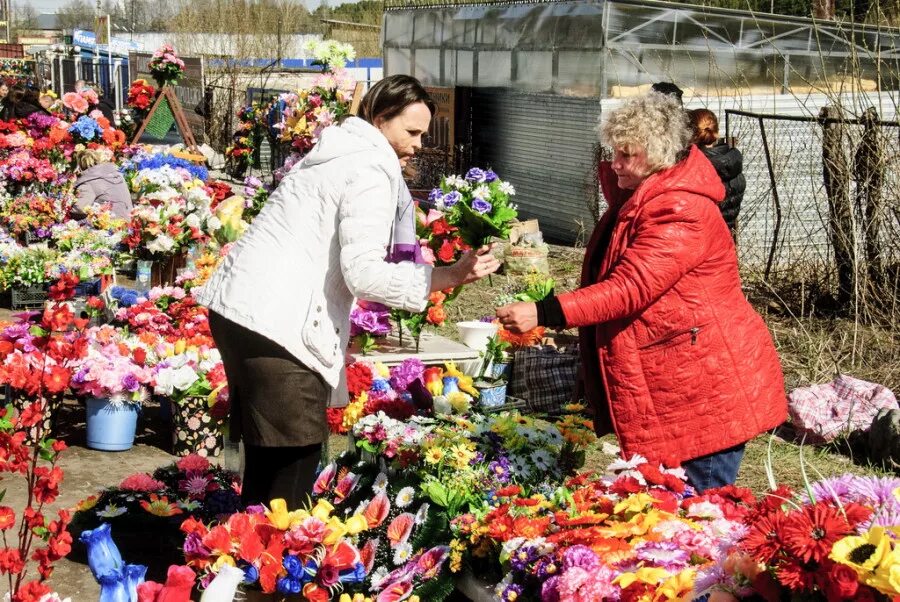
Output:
[74,79,88,93]
[496,92,786,493]
[652,81,684,106]
[0,82,8,114]
[689,109,746,239]
[0,86,48,120]
[196,75,500,508]
[71,148,133,219]
[92,86,117,124]
[39,89,61,113]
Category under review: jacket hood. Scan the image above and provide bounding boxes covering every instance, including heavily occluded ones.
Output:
[78,162,125,185]
[302,116,399,172]
[599,145,726,209]
[702,143,743,181]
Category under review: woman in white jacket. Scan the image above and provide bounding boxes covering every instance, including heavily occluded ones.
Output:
[196,76,499,507]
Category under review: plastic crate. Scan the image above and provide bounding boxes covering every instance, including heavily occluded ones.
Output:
[11,285,47,310]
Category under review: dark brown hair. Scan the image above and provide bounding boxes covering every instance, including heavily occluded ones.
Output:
[688,108,719,146]
[358,75,435,124]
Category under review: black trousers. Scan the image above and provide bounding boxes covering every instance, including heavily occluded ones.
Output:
[241,443,322,509]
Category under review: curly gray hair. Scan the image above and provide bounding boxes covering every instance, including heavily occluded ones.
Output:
[600,92,692,173]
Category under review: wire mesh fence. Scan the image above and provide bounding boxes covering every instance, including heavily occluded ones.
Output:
[725,108,900,317]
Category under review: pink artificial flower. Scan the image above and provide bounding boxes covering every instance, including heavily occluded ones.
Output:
[556,565,618,602]
[176,454,210,473]
[63,92,89,114]
[120,473,166,492]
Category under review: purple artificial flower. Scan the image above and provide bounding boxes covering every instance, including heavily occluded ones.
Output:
[350,306,391,337]
[243,175,263,196]
[183,532,209,557]
[465,168,487,183]
[488,457,512,483]
[472,198,492,214]
[428,188,443,204]
[484,169,499,182]
[121,373,141,393]
[500,583,523,602]
[561,545,601,571]
[634,541,691,570]
[541,575,561,602]
[389,358,426,392]
[442,191,461,208]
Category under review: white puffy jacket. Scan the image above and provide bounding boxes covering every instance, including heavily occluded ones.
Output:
[195,117,432,387]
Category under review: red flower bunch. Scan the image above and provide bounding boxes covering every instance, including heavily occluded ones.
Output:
[115,293,211,342]
[363,396,416,422]
[346,362,373,398]
[48,273,79,302]
[127,79,157,112]
[741,496,875,598]
[204,180,234,212]
[119,473,166,492]
[0,400,73,598]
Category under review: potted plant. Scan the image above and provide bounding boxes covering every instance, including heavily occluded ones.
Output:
[474,334,510,409]
[70,326,153,451]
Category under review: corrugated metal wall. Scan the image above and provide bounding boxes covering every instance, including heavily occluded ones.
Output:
[471,90,602,243]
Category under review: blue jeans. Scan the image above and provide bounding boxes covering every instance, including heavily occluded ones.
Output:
[683,443,746,493]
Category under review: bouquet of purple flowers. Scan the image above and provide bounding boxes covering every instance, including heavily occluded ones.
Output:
[350,300,392,354]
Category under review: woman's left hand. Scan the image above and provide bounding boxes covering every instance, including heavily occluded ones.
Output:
[496,302,538,333]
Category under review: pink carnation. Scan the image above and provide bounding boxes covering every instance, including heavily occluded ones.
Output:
[63,92,88,114]
[556,565,618,602]
[177,454,211,473]
[119,473,166,492]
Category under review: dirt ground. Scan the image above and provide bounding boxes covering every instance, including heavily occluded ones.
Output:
[3,244,896,597]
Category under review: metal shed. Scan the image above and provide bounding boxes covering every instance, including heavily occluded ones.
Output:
[383,0,900,256]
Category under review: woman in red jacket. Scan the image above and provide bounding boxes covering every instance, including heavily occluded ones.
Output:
[497,93,787,492]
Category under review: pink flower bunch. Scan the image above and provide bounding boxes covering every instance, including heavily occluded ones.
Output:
[69,327,153,404]
[0,150,58,184]
[119,472,166,492]
[62,90,98,115]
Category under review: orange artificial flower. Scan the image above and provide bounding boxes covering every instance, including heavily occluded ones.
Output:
[498,325,546,348]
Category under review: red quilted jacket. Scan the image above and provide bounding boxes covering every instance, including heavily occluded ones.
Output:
[558,145,787,465]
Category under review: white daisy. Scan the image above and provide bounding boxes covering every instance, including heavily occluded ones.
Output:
[499,181,516,195]
[370,566,390,589]
[395,486,415,509]
[530,450,553,472]
[372,472,388,495]
[393,542,413,566]
[472,185,491,200]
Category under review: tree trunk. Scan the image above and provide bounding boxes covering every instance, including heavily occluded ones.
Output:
[820,105,855,310]
[854,107,885,297]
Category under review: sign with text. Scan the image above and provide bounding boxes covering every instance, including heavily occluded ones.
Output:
[72,29,139,56]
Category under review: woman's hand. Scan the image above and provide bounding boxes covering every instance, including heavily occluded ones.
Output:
[496,302,538,333]
[431,245,500,291]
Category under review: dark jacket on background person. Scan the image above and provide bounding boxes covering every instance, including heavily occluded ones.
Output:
[0,100,46,121]
[72,163,133,218]
[700,142,746,232]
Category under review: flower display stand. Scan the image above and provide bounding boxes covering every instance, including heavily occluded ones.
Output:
[151,253,187,288]
[172,396,224,458]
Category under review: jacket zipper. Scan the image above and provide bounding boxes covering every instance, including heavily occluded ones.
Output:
[638,326,702,350]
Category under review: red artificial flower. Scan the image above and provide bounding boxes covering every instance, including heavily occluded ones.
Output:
[177,454,211,473]
[0,507,14,530]
[0,547,25,574]
[426,305,446,325]
[16,402,46,429]
[11,580,51,602]
[610,475,644,495]
[42,304,74,332]
[346,362,373,398]
[781,502,851,563]
[437,239,458,263]
[326,407,346,434]
[364,397,415,421]
[32,466,63,504]
[742,509,787,563]
[430,218,455,236]
[43,365,71,395]
[751,485,796,518]
[821,560,859,601]
[119,473,166,492]
[48,273,79,301]
[775,557,817,591]
[495,485,522,498]
[842,502,874,528]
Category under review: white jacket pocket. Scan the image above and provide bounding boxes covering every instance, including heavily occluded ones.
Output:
[301,293,339,369]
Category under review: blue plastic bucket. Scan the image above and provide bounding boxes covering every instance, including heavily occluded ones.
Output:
[86,398,140,451]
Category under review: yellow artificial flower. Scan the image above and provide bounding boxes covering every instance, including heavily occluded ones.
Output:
[450,444,476,469]
[174,339,186,355]
[447,391,472,414]
[894,486,900,503]
[615,493,659,515]
[425,447,445,464]
[213,554,236,570]
[324,516,349,546]
[831,527,892,573]
[266,498,304,530]
[615,567,671,589]
[311,499,335,522]
[339,594,372,602]
[655,568,696,601]
[375,362,390,378]
[444,362,478,396]
[345,513,369,535]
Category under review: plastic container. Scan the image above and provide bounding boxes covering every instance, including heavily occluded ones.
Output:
[477,383,508,408]
[456,321,498,352]
[86,398,140,451]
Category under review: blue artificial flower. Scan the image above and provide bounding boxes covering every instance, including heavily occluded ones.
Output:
[339,562,368,584]
[239,561,259,584]
[69,116,103,141]
[443,191,461,208]
[80,523,124,582]
[300,558,319,584]
[472,198,493,214]
[283,554,303,579]
[465,167,487,183]
[120,291,140,307]
[428,188,443,204]
[124,564,148,599]
[372,379,391,393]
[276,575,302,594]
[97,572,129,602]
[484,169,499,182]
[132,153,209,181]
[442,376,459,394]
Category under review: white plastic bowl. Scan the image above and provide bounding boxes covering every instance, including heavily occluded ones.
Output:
[456,321,498,352]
